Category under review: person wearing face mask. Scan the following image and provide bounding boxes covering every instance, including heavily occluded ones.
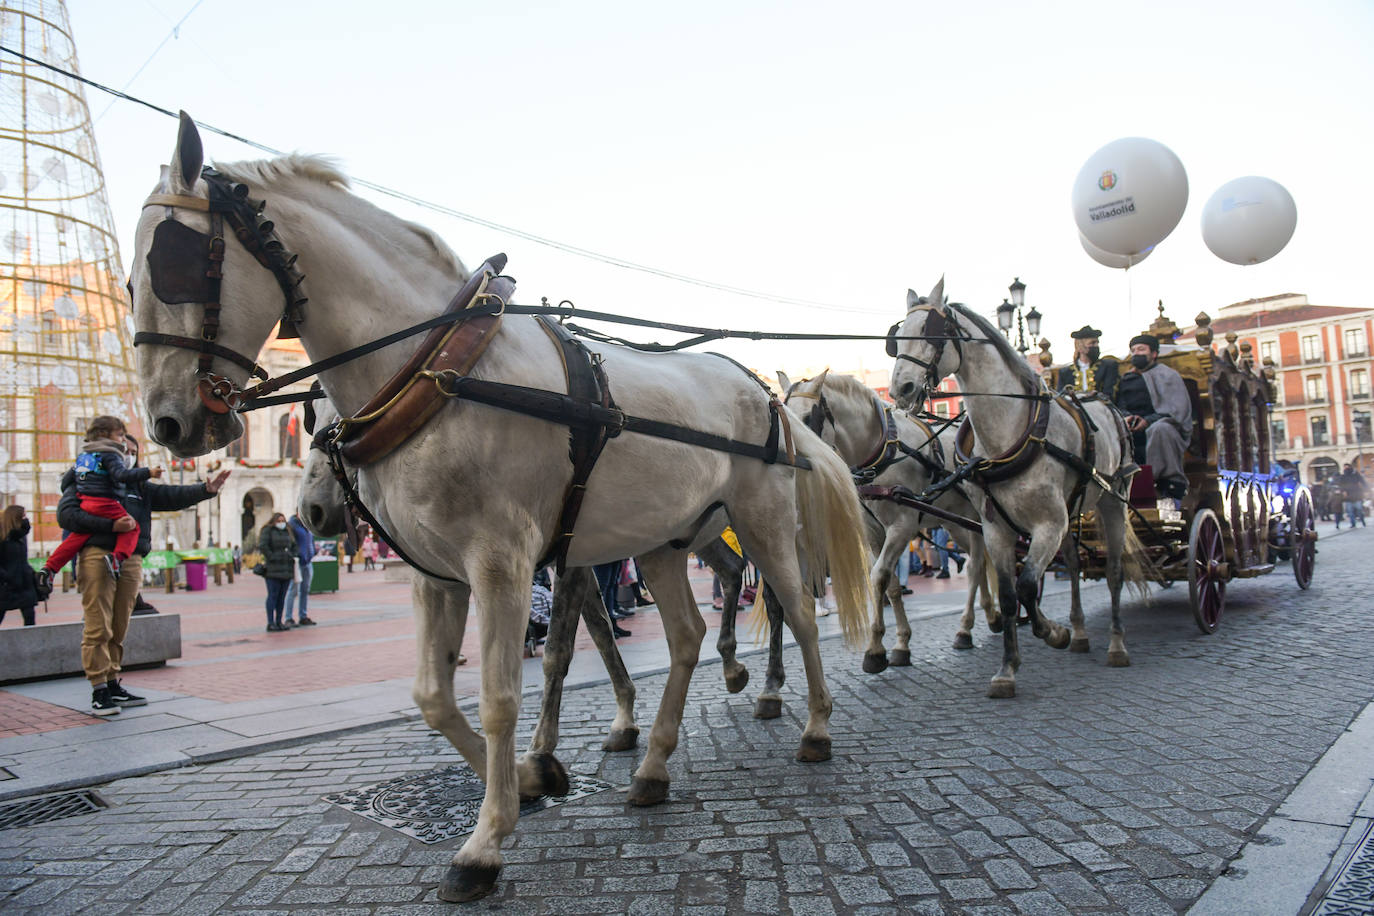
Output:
[1053,325,1119,398]
[1,505,42,627]
[1114,333,1192,500]
[258,512,298,632]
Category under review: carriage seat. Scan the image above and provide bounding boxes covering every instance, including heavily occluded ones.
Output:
[1129,465,1158,508]
[1183,377,1205,459]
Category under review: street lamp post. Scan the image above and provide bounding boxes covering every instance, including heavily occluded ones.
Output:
[995,277,1042,354]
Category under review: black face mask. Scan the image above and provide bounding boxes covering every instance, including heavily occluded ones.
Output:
[1130,353,1151,370]
[1085,346,1100,362]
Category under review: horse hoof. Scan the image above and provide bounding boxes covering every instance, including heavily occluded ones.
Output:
[723,667,749,694]
[862,651,889,674]
[987,617,1004,634]
[795,735,832,762]
[987,677,1017,699]
[521,753,569,799]
[627,776,670,807]
[438,863,500,903]
[889,648,911,667]
[1069,637,1091,653]
[1107,650,1131,668]
[1045,628,1071,650]
[953,632,974,650]
[754,696,783,719]
[601,727,639,752]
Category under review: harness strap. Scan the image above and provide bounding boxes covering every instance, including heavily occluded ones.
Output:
[537,317,618,573]
[857,483,984,535]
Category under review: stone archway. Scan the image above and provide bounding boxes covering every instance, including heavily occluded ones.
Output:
[243,487,275,552]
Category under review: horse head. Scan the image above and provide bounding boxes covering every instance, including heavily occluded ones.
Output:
[778,369,838,447]
[887,276,961,410]
[298,397,352,537]
[130,114,303,456]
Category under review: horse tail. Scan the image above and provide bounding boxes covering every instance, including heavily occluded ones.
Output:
[788,416,872,648]
[745,575,770,644]
[1119,515,1155,601]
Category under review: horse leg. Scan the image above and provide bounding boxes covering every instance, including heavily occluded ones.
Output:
[1064,533,1090,653]
[625,548,707,807]
[754,582,786,719]
[1019,525,1072,651]
[864,532,906,673]
[983,524,1023,699]
[704,543,750,694]
[1100,503,1131,667]
[410,575,485,774]
[440,560,533,903]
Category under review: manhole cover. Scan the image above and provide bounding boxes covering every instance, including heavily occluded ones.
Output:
[0,790,106,830]
[324,765,612,844]
[1313,821,1374,916]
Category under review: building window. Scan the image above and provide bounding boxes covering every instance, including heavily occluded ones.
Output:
[1305,376,1326,403]
[1270,419,1285,449]
[1351,368,1370,399]
[1301,335,1321,362]
[225,427,248,459]
[1311,457,1339,482]
[934,401,950,418]
[1260,341,1275,364]
[1355,410,1372,444]
[1310,416,1328,447]
[1346,327,1368,358]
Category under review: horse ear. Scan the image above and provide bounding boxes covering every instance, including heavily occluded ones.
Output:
[815,367,830,385]
[776,371,792,393]
[906,289,921,310]
[928,276,945,310]
[169,111,203,193]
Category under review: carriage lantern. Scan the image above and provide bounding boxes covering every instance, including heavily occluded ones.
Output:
[997,277,1041,353]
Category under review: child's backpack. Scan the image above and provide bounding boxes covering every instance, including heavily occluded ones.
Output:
[75,451,106,482]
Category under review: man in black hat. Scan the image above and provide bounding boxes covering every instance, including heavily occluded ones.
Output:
[1054,325,1119,397]
[1114,333,1192,499]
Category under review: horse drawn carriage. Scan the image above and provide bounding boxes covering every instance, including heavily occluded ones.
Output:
[1053,308,1318,634]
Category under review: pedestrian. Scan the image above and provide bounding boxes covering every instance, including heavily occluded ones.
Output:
[931,527,967,579]
[257,512,297,632]
[593,560,632,637]
[283,514,317,626]
[362,533,377,570]
[58,435,228,715]
[38,416,159,592]
[0,505,42,627]
[343,530,356,573]
[231,544,242,575]
[1334,464,1368,528]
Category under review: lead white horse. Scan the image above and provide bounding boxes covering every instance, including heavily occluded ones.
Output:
[132,116,870,902]
[888,285,1148,700]
[779,369,998,664]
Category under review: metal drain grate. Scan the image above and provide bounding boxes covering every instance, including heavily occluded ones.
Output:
[0,790,106,830]
[1313,821,1374,916]
[325,764,612,844]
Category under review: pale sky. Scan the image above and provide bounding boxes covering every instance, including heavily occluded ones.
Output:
[63,0,1374,376]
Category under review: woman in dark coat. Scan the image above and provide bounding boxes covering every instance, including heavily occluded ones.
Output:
[258,512,298,632]
[1,505,40,626]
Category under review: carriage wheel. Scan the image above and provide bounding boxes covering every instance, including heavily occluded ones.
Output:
[1188,509,1227,634]
[1292,489,1316,590]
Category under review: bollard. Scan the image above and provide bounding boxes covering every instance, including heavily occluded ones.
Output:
[165,540,176,593]
[61,567,72,593]
[213,564,222,586]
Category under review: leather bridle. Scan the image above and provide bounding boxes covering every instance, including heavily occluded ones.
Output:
[890,304,966,402]
[134,167,308,415]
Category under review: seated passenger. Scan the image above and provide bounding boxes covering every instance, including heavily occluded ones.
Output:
[1114,333,1192,499]
[1054,325,1120,398]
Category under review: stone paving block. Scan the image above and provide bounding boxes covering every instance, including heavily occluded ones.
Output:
[1007,889,1073,915]
[984,858,1038,890]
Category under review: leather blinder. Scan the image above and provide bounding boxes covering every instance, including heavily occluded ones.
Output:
[885,322,900,358]
[147,219,216,304]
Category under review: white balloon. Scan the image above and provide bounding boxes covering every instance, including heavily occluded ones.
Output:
[1071,137,1189,256]
[1201,176,1297,266]
[1079,233,1153,270]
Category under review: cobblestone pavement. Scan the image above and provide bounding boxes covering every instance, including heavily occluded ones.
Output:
[1,529,1370,914]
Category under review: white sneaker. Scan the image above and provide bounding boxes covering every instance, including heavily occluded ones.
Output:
[815,604,832,618]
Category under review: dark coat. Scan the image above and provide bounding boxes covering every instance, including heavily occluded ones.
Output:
[58,479,214,557]
[257,524,298,580]
[1053,357,1120,399]
[0,525,39,611]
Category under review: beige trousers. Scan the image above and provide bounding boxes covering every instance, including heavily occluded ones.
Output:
[79,548,144,687]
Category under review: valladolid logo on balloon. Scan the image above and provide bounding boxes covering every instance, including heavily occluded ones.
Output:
[1071,137,1188,258]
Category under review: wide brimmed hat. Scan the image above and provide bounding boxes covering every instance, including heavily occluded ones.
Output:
[1070,325,1103,339]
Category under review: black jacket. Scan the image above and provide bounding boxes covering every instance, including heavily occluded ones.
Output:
[257,524,298,580]
[58,479,214,557]
[68,441,152,499]
[0,525,39,611]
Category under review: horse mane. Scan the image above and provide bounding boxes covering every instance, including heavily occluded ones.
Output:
[211,155,468,280]
[822,371,874,403]
[947,301,1041,387]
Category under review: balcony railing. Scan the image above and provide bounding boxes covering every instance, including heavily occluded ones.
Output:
[1345,348,1369,359]
[1290,395,1326,406]
[1351,390,1372,401]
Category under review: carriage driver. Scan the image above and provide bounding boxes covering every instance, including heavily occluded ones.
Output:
[1113,333,1192,500]
[1053,324,1119,397]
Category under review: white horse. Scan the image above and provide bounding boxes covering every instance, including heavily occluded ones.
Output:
[888,282,1147,699]
[779,369,998,665]
[132,116,870,902]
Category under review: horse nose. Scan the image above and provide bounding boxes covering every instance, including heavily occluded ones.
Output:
[307,504,325,531]
[153,416,183,447]
[897,380,916,401]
